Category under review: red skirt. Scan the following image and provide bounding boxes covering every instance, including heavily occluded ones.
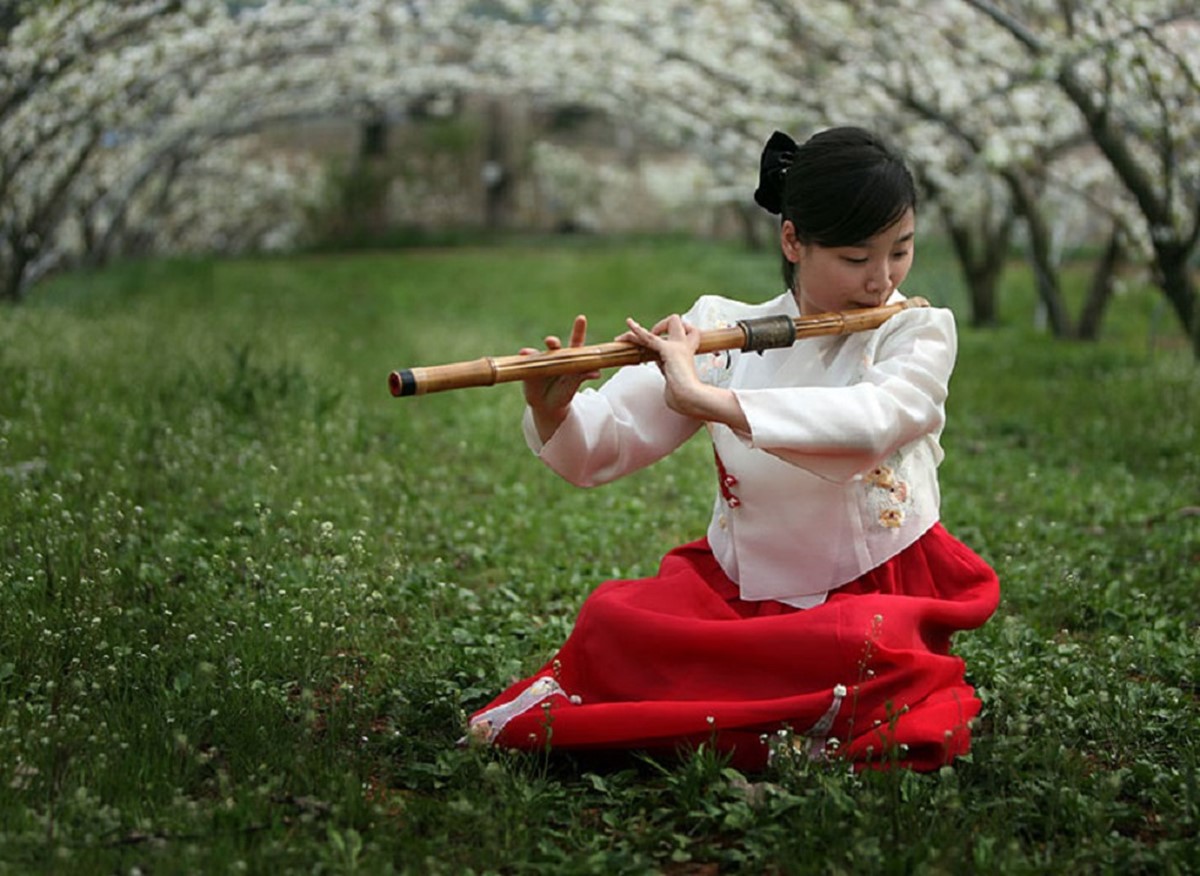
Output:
[468,523,999,771]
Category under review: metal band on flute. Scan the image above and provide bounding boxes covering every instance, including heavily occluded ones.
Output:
[389,297,929,397]
[737,314,799,353]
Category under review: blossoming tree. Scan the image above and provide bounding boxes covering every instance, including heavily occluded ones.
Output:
[477,0,1198,346]
[964,0,1200,352]
[3,0,1196,353]
[0,0,486,301]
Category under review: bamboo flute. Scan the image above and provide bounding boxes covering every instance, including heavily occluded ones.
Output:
[389,297,929,398]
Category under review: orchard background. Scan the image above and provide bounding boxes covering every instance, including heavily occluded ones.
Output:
[1,2,1198,873]
[3,0,1198,349]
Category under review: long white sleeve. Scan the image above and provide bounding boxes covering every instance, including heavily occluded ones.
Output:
[734,306,956,483]
[522,360,702,487]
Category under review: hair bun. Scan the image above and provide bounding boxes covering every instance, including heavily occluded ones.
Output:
[753,130,799,215]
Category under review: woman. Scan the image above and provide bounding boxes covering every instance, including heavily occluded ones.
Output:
[468,127,999,771]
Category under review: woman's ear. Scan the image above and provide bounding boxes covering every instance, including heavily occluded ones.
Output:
[780,220,803,264]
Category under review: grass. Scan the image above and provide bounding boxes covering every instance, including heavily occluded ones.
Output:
[0,236,1197,874]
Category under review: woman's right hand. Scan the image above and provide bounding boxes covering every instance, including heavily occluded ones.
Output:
[522,314,600,443]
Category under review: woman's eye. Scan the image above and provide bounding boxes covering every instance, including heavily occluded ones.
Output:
[843,256,868,265]
[891,250,910,260]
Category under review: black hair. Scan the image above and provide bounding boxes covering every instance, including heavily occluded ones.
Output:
[755,127,917,289]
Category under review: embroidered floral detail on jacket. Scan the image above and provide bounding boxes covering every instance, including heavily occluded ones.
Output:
[691,301,737,388]
[695,330,734,388]
[865,465,896,489]
[863,454,913,530]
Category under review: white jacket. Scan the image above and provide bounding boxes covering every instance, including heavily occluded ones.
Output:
[522,290,958,608]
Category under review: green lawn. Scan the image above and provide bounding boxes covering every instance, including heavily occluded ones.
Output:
[1,238,1197,874]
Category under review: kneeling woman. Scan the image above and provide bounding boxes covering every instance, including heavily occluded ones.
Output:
[468,127,999,771]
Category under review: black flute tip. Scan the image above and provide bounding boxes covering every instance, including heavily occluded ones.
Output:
[389,370,417,397]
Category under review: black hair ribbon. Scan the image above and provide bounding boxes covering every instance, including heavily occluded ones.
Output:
[752,130,799,215]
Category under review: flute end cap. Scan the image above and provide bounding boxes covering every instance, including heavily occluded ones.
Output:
[389,370,417,397]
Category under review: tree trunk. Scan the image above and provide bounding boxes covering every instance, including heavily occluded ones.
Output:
[89,150,187,266]
[1155,243,1199,359]
[734,203,766,251]
[967,257,1003,327]
[941,205,1012,328]
[0,244,30,302]
[360,114,387,159]
[4,125,102,300]
[483,99,513,231]
[1077,228,1123,341]
[1005,171,1073,337]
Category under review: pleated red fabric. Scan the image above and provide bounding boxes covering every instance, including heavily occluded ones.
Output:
[468,523,999,771]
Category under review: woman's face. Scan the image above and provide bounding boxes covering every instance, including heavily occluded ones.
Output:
[783,209,916,316]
